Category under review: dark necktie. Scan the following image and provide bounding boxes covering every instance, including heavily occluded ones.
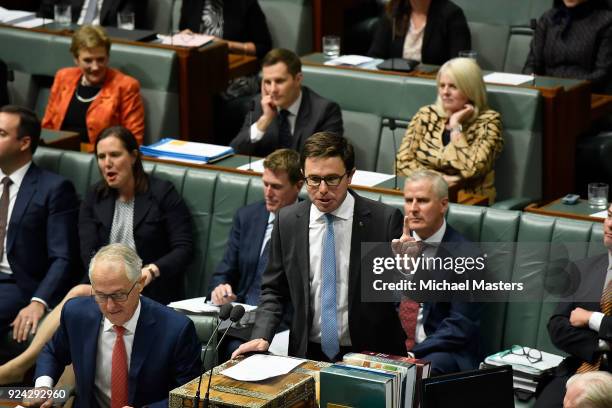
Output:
[0,177,12,260]
[244,239,271,305]
[576,279,612,373]
[111,325,129,408]
[278,109,292,148]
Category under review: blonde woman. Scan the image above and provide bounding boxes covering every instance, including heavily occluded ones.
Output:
[396,57,503,203]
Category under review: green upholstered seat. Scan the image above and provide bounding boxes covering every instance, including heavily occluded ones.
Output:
[259,0,313,56]
[503,27,534,74]
[467,21,510,71]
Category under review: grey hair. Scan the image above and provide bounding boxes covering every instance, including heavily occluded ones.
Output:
[404,170,449,199]
[88,243,142,283]
[566,372,612,408]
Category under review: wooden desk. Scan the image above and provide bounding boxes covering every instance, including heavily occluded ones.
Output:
[40,129,80,151]
[2,24,258,143]
[302,53,595,201]
[525,198,606,222]
[591,93,612,122]
[143,154,488,205]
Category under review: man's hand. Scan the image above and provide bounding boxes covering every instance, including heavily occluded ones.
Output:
[391,216,420,257]
[231,338,270,359]
[211,284,237,305]
[21,387,53,408]
[570,307,593,328]
[11,301,46,342]
[256,81,277,132]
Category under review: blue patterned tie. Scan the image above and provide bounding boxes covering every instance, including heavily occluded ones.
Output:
[320,213,339,360]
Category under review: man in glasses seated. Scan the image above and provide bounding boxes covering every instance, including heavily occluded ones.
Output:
[32,244,200,408]
[536,204,612,408]
[232,132,406,362]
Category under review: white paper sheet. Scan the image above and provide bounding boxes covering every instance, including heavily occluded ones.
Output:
[590,209,608,218]
[268,330,289,356]
[483,72,534,86]
[324,55,374,67]
[168,297,257,314]
[237,158,265,172]
[160,33,214,47]
[0,8,35,23]
[220,354,305,381]
[351,170,394,187]
[13,17,45,28]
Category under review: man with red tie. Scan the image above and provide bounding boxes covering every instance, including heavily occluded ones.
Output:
[33,244,200,408]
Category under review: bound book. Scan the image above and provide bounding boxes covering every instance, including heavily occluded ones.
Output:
[320,364,396,408]
[140,138,234,164]
[169,358,316,408]
[361,351,431,408]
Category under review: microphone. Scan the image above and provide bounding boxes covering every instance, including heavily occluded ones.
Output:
[247,99,256,171]
[203,305,246,408]
[194,303,233,408]
[388,118,399,190]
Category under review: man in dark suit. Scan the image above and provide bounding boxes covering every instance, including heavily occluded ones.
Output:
[230,49,343,157]
[209,148,303,306]
[33,243,201,408]
[0,105,79,345]
[39,0,149,29]
[392,170,482,375]
[535,203,612,408]
[233,132,406,362]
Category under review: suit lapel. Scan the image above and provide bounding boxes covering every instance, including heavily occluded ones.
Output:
[94,190,116,231]
[7,165,37,253]
[348,192,369,308]
[245,203,270,287]
[128,298,155,404]
[292,88,312,149]
[82,300,103,403]
[133,190,154,230]
[294,202,311,313]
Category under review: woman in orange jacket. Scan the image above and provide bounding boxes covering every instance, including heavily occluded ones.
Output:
[42,25,145,145]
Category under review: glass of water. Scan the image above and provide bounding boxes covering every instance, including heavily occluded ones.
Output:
[459,50,478,60]
[117,11,135,30]
[54,4,72,27]
[323,35,340,59]
[588,182,609,208]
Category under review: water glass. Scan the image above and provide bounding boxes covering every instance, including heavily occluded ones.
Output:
[322,35,340,59]
[117,11,135,30]
[588,183,609,208]
[458,50,478,60]
[54,4,72,27]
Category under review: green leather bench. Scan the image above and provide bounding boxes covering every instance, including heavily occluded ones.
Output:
[0,26,180,145]
[259,0,313,56]
[301,64,543,207]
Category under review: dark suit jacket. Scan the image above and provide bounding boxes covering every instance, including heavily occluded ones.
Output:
[6,163,79,308]
[179,0,272,59]
[367,0,471,65]
[251,191,406,358]
[548,253,612,374]
[39,0,149,29]
[35,296,201,408]
[78,176,193,304]
[411,225,483,371]
[230,86,344,157]
[208,200,269,302]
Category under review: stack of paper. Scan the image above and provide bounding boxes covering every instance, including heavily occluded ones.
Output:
[160,33,214,47]
[140,138,234,164]
[0,7,35,24]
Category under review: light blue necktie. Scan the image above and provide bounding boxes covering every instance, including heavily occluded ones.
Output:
[82,0,98,24]
[320,213,339,360]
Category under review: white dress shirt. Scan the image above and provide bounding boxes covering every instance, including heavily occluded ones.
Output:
[412,220,447,344]
[587,252,612,351]
[308,192,354,346]
[35,299,142,408]
[250,90,303,143]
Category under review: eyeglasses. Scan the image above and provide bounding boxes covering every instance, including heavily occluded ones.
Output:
[505,345,543,364]
[92,281,138,303]
[304,173,347,187]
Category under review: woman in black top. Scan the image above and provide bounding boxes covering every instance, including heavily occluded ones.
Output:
[367,0,471,65]
[523,0,612,94]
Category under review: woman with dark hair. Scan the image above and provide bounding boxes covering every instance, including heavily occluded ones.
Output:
[523,0,612,94]
[367,0,471,65]
[0,126,193,384]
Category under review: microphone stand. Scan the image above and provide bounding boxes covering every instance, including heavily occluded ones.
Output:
[194,303,233,408]
[202,305,246,408]
[389,118,399,190]
[247,99,255,171]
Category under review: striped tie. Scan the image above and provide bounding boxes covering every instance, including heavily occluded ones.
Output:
[576,279,612,373]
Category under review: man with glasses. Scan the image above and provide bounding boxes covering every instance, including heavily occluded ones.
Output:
[33,244,200,408]
[536,204,612,408]
[233,132,406,362]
